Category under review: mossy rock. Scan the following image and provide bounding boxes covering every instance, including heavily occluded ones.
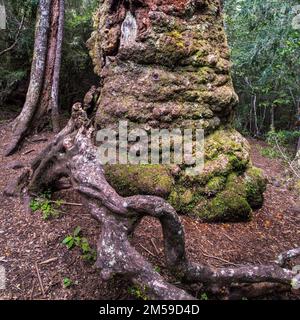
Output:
[198,190,252,222]
[167,166,266,222]
[204,128,250,161]
[168,187,198,213]
[191,167,266,222]
[205,176,226,196]
[244,167,267,208]
[104,164,174,197]
[180,128,250,187]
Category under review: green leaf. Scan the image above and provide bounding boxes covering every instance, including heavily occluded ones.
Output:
[63,277,73,288]
[29,199,40,212]
[80,238,89,251]
[62,236,73,244]
[62,236,75,249]
[73,226,81,237]
[200,293,209,300]
[74,236,81,246]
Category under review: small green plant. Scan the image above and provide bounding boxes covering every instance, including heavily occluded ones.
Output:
[62,226,97,262]
[266,130,300,148]
[62,226,82,249]
[260,146,280,159]
[128,285,148,300]
[154,266,161,273]
[63,277,73,288]
[29,191,62,220]
[263,130,299,161]
[200,292,209,300]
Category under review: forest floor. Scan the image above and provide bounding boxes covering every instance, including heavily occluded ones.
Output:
[0,114,299,300]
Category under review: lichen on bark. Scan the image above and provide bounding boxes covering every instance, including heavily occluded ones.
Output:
[87,0,266,222]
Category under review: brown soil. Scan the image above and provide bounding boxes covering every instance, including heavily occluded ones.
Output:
[0,118,299,300]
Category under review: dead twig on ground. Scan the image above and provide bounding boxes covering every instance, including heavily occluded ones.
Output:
[151,238,160,255]
[29,279,36,300]
[40,257,58,265]
[199,247,241,267]
[35,262,45,297]
[139,244,156,258]
[22,149,35,155]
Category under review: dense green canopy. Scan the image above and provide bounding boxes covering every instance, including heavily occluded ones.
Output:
[224,0,300,135]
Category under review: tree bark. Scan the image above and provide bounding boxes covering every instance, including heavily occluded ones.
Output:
[5,0,64,156]
[4,0,300,299]
[270,105,275,131]
[51,0,64,133]
[252,94,259,136]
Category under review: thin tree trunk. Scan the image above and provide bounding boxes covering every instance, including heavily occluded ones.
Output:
[259,105,267,133]
[35,0,60,125]
[5,0,51,156]
[5,0,64,156]
[51,0,64,133]
[0,13,25,57]
[249,97,253,134]
[270,105,275,131]
[252,94,259,136]
[296,99,300,158]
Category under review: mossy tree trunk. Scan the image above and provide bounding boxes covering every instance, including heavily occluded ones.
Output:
[5,0,64,156]
[87,0,267,222]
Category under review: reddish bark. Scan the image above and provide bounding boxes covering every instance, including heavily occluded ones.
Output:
[36,0,60,125]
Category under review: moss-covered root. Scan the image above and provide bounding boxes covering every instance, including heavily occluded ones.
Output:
[104,164,174,198]
[168,166,267,222]
[195,167,266,222]
[199,190,252,222]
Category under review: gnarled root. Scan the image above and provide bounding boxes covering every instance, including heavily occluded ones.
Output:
[5,104,300,299]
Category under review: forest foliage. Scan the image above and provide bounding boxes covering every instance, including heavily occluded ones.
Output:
[224,0,300,142]
[0,0,98,111]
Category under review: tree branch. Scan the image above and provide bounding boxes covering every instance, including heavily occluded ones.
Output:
[0,13,25,57]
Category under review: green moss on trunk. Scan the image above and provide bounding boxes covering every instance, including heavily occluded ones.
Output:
[90,1,267,223]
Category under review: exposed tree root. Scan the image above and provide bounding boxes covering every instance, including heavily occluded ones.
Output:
[276,248,300,268]
[5,104,300,300]
[228,283,291,300]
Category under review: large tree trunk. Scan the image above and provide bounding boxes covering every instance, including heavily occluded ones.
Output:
[5,0,64,156]
[86,0,267,223]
